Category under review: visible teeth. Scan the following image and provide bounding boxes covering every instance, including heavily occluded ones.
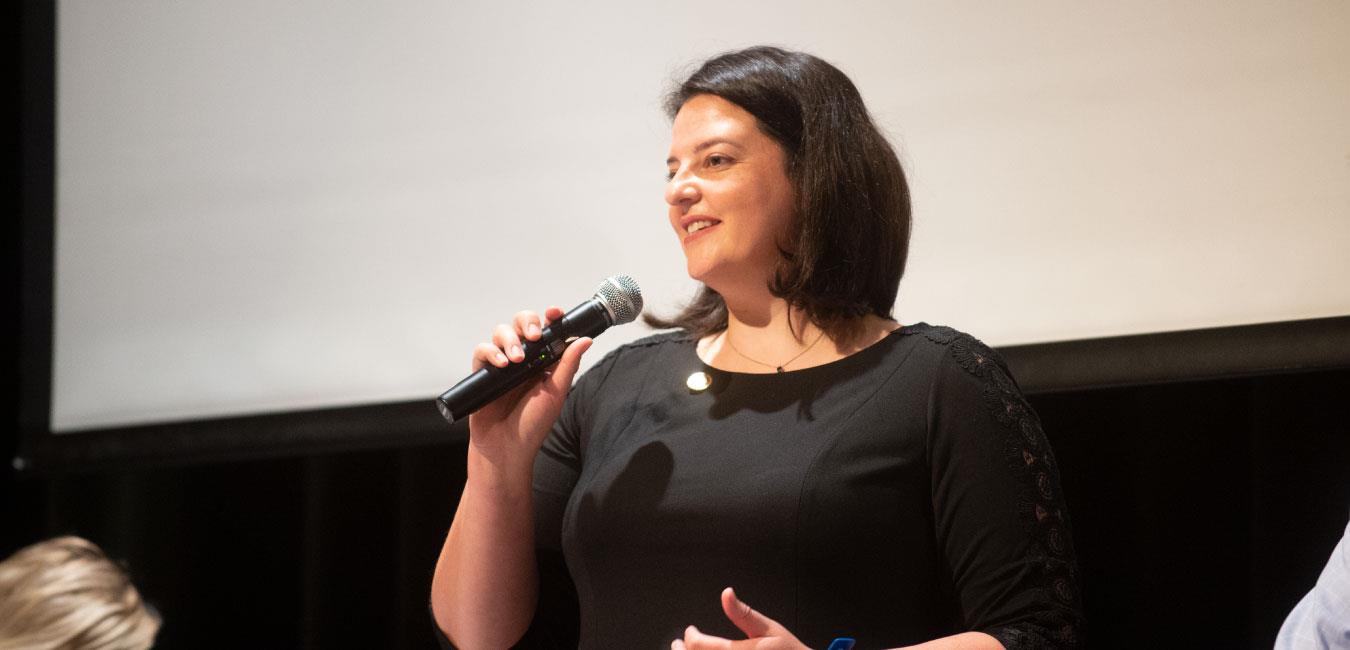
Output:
[686,220,716,234]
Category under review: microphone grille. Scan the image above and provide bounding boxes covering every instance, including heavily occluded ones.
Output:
[595,275,643,325]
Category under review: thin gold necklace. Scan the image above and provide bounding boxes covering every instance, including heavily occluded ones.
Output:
[720,328,828,373]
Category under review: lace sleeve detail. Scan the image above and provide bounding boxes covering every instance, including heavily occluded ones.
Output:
[924,327,1085,649]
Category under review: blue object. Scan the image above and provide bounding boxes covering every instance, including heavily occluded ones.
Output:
[826,638,856,650]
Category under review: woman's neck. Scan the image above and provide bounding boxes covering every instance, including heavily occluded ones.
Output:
[697,289,898,373]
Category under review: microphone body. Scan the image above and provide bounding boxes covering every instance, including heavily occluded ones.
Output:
[436,276,641,424]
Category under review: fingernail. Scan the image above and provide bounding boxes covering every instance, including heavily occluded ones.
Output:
[528,324,540,337]
[495,352,508,364]
[511,345,522,358]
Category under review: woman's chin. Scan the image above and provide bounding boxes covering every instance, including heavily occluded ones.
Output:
[683,259,711,283]
[684,264,741,295]
[685,260,726,286]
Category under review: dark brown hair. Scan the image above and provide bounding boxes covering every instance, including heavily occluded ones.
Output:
[644,46,912,341]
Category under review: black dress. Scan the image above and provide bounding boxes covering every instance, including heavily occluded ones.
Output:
[440,324,1083,649]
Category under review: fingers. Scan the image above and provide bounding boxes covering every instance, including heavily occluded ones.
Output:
[471,342,509,372]
[678,626,735,650]
[476,308,548,371]
[721,587,780,639]
[546,337,593,394]
[470,305,570,372]
[513,310,545,342]
[674,589,798,650]
[492,322,526,364]
[514,306,564,338]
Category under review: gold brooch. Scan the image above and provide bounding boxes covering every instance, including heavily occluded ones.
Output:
[686,371,712,392]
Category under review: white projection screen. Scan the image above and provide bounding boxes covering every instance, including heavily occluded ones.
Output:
[51,1,1350,433]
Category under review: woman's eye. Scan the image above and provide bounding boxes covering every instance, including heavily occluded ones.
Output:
[707,154,728,167]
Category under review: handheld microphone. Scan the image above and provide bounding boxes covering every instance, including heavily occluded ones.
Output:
[435,275,643,424]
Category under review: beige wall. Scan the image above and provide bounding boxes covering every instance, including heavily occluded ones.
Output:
[53,1,1350,430]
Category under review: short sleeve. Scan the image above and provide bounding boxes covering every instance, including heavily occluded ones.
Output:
[926,334,1084,648]
[432,348,623,650]
[532,345,622,551]
[481,347,626,650]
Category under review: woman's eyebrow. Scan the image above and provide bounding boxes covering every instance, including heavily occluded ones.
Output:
[666,139,741,165]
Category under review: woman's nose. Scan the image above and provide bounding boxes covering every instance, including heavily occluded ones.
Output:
[665,172,701,207]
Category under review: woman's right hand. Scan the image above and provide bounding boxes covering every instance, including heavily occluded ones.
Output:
[466,306,593,466]
[435,306,590,648]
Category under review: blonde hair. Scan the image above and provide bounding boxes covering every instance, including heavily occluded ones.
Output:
[0,536,160,650]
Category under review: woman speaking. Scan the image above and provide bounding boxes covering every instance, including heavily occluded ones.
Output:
[431,46,1083,650]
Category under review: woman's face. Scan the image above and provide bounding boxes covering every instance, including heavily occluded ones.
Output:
[665,94,795,290]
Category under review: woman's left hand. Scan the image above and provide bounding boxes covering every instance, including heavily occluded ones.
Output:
[672,587,810,650]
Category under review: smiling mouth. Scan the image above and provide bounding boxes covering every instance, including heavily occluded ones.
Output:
[684,218,721,235]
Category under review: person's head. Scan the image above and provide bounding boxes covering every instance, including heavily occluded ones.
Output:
[650,46,912,339]
[0,536,160,650]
